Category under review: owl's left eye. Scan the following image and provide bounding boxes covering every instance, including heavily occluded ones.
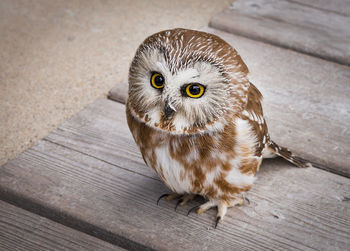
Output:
[150,72,165,89]
[182,83,206,98]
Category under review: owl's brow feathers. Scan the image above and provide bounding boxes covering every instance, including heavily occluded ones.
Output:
[134,29,248,77]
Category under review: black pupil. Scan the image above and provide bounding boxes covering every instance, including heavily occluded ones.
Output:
[154,75,164,86]
[189,85,201,95]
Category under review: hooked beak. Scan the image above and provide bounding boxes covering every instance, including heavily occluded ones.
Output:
[164,102,176,119]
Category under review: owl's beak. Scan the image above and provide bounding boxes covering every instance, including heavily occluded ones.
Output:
[164,102,176,119]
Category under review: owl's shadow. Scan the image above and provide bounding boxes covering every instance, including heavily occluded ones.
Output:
[258,157,297,176]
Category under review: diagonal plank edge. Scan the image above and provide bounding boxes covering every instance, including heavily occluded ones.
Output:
[108,83,127,104]
[0,189,153,251]
[108,27,350,177]
[209,0,350,66]
[1,98,350,250]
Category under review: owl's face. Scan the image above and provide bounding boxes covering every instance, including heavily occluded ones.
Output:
[128,29,250,135]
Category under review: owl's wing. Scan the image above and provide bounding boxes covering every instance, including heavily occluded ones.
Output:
[241,82,268,156]
[242,83,311,168]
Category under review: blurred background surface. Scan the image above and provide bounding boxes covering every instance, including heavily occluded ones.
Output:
[0,0,230,165]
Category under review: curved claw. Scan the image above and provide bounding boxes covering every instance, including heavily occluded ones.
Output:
[243,196,250,205]
[187,205,200,216]
[215,216,221,229]
[175,199,183,211]
[157,194,169,205]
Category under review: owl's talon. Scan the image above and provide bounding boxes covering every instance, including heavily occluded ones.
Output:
[215,216,221,229]
[243,195,250,205]
[175,199,183,211]
[187,205,200,216]
[157,194,169,205]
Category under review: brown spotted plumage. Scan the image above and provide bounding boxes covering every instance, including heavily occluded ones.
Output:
[126,28,311,228]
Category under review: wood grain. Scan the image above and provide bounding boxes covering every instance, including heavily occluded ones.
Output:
[1,99,349,250]
[108,27,350,177]
[209,0,350,65]
[0,200,122,251]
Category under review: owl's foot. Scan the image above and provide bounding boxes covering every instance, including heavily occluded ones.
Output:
[188,197,244,229]
[157,193,195,211]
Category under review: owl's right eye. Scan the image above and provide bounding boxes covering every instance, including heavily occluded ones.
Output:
[150,72,165,89]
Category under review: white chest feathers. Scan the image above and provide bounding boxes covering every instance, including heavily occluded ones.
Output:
[140,118,260,196]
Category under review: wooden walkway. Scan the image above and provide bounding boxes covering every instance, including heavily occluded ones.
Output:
[1,1,350,250]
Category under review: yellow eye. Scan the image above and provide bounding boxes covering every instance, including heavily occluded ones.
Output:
[185,83,205,98]
[150,72,165,89]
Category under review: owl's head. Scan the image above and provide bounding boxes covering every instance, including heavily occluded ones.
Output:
[127,28,250,135]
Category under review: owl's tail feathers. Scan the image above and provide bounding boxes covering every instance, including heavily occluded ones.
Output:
[266,140,313,168]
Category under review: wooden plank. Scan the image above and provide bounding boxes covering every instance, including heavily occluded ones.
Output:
[1,99,350,250]
[209,0,350,65]
[0,200,122,251]
[107,27,350,176]
[47,99,157,179]
[108,83,127,104]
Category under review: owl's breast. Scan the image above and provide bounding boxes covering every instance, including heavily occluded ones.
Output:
[127,102,260,198]
[126,103,192,193]
[143,142,194,194]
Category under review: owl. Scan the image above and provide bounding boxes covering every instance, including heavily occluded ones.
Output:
[126,28,311,228]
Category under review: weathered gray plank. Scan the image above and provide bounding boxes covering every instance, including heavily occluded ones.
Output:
[209,0,350,65]
[47,99,156,179]
[0,200,122,251]
[108,83,127,104]
[108,27,350,176]
[1,99,349,250]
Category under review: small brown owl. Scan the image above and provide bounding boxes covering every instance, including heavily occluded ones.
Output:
[126,28,311,228]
